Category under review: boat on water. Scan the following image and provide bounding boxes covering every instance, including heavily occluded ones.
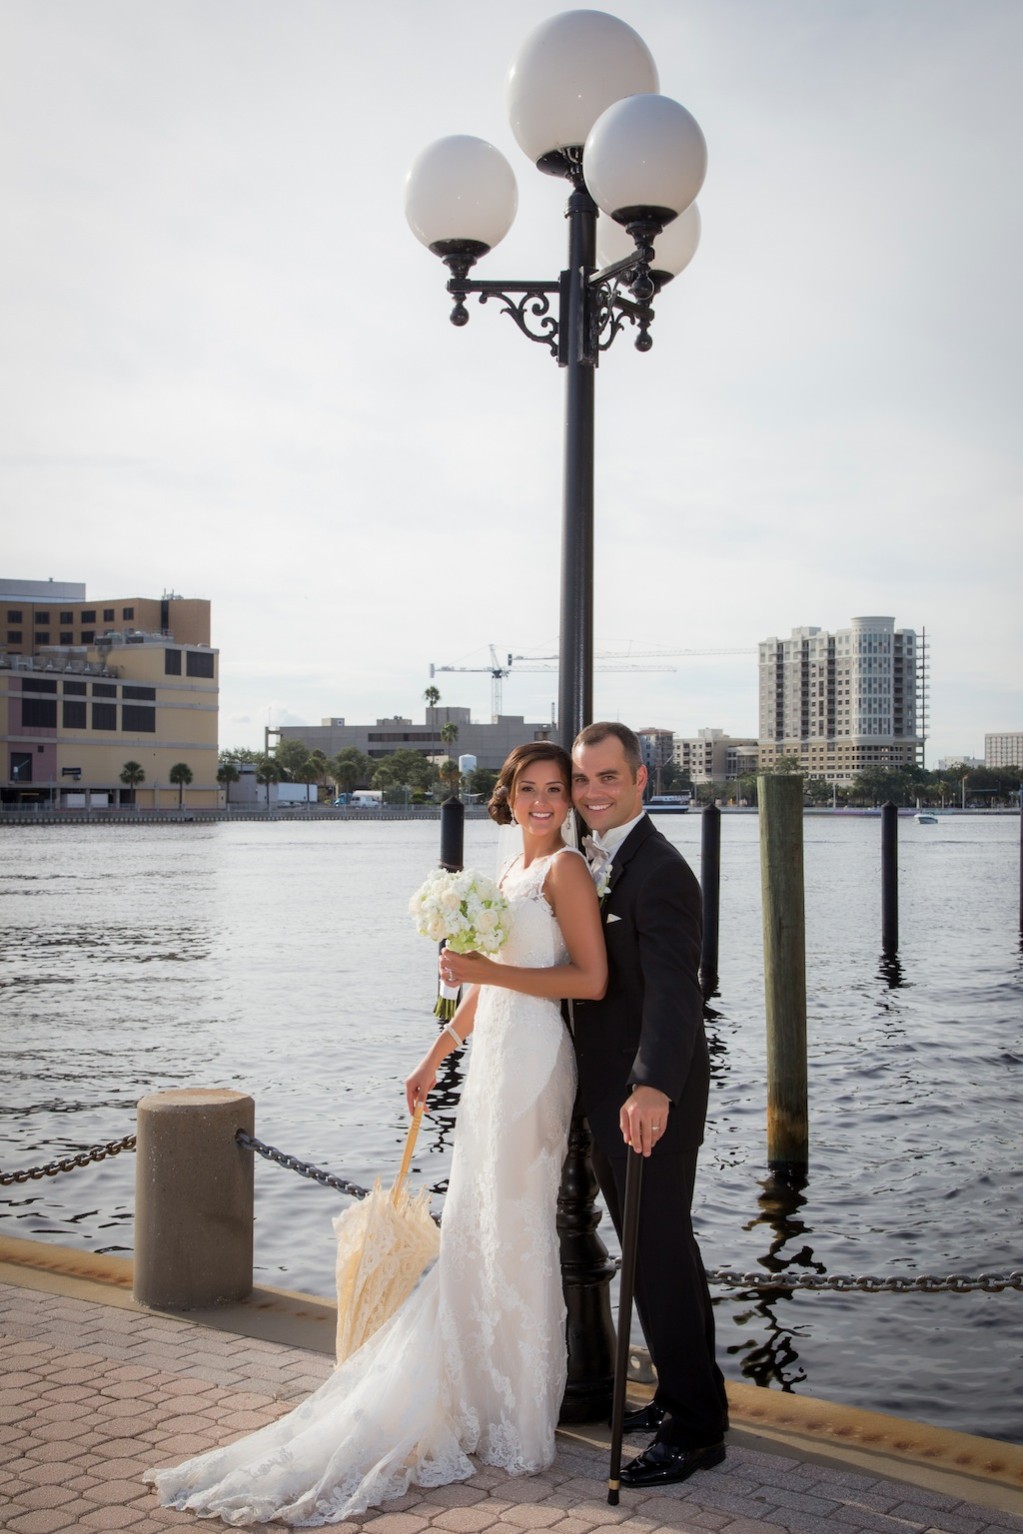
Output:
[647,792,692,813]
[915,811,939,824]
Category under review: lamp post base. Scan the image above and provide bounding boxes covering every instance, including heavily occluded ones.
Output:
[558,1104,617,1423]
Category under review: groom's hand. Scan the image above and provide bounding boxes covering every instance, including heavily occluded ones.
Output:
[620,1085,670,1157]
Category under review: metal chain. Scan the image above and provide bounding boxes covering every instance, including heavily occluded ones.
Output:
[236,1130,371,1202]
[706,1268,1023,1294]
[236,1133,1020,1295]
[3,1129,1019,1297]
[0,1134,137,1186]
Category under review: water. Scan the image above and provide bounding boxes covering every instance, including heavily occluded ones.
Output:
[1,814,1021,1443]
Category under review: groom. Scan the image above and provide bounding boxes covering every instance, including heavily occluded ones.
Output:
[571,722,728,1487]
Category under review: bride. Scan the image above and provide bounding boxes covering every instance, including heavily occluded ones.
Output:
[145,741,606,1526]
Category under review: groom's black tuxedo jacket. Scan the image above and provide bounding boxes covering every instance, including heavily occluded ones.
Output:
[574,814,709,1153]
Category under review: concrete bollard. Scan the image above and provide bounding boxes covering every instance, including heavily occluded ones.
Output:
[757,774,809,1175]
[134,1088,254,1310]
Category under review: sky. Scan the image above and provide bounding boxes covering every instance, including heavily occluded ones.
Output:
[2,0,1021,764]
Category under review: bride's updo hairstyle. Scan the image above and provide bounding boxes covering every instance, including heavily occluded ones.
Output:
[488,742,573,825]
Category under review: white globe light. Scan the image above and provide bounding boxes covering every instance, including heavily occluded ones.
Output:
[507,10,658,169]
[584,94,707,225]
[405,136,518,254]
[597,201,702,281]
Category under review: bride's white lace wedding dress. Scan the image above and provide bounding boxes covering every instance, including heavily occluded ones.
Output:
[145,849,579,1526]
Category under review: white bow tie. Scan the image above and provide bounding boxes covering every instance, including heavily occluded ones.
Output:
[582,835,612,876]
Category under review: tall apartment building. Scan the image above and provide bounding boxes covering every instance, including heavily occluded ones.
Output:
[673,727,759,784]
[985,733,1023,769]
[758,616,920,783]
[635,727,675,786]
[1,578,218,809]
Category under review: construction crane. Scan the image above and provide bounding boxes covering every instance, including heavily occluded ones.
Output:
[429,646,515,718]
[510,647,756,662]
[430,645,674,720]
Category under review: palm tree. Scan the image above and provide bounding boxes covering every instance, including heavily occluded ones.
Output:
[329,747,373,798]
[119,760,145,812]
[302,749,329,805]
[274,737,312,781]
[332,758,359,798]
[254,753,281,809]
[217,760,240,805]
[439,722,460,795]
[439,757,460,796]
[169,761,193,811]
[424,685,440,710]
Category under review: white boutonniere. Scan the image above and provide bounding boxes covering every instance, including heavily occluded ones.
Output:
[596,865,612,902]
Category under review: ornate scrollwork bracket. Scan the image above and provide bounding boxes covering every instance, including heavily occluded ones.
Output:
[587,226,660,357]
[442,254,561,357]
[475,283,561,357]
[439,214,663,367]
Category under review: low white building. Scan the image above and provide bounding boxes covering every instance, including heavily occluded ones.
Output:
[674,727,759,784]
[985,733,1023,769]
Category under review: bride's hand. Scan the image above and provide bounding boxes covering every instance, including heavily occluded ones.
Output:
[439,949,492,987]
[405,1058,437,1115]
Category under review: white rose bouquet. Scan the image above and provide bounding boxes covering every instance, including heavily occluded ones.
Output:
[409,867,510,1018]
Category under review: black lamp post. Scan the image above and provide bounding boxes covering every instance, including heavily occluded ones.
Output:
[405,9,707,1420]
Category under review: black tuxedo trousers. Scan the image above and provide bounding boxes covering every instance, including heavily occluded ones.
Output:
[573,816,728,1447]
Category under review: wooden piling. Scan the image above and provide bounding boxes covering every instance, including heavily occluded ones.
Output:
[700,804,721,998]
[757,774,808,1173]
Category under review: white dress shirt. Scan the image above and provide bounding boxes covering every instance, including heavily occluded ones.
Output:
[583,809,646,886]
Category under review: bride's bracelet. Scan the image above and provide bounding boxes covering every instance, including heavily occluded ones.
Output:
[443,1021,464,1049]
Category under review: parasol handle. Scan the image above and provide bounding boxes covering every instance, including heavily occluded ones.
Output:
[391,1102,426,1206]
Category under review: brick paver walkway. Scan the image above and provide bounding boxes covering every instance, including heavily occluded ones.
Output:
[2,1279,1021,1534]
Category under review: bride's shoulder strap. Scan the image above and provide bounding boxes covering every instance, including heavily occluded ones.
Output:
[497,853,522,890]
[541,844,589,890]
[555,844,588,864]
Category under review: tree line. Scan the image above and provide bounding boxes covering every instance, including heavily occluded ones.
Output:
[216,740,500,806]
[690,758,1022,809]
[217,684,1021,813]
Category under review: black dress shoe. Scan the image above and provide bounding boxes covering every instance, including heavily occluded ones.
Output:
[620,1401,667,1434]
[619,1440,726,1488]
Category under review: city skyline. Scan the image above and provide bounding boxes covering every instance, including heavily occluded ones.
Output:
[3,1,1021,765]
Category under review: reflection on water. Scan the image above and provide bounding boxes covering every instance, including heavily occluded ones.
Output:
[728,1173,823,1392]
[421,1042,463,1196]
[1,815,1021,1443]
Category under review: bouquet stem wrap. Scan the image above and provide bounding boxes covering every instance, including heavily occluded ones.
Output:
[435,945,460,1020]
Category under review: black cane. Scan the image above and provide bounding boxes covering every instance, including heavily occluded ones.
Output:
[608,1146,644,1505]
